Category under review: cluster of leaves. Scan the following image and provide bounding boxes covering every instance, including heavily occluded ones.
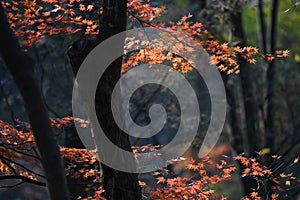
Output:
[2,0,288,74]
[50,116,89,128]
[1,0,103,46]
[146,156,235,200]
[60,147,105,200]
[235,153,300,200]
[0,120,39,182]
[127,0,166,22]
[132,144,162,154]
[124,13,289,75]
[0,0,165,46]
[0,118,103,199]
[0,118,300,199]
[135,146,300,199]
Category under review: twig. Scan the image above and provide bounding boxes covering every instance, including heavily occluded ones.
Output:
[0,174,46,187]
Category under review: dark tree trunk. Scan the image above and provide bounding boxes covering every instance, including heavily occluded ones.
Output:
[231,12,261,155]
[257,0,267,55]
[224,75,246,154]
[67,1,141,199]
[230,11,261,195]
[265,0,279,152]
[0,5,70,200]
[264,0,280,196]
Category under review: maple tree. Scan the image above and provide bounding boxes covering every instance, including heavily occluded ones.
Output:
[0,0,296,199]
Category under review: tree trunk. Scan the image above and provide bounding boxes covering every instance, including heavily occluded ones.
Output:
[257,0,267,55]
[231,12,261,155]
[224,75,246,154]
[68,1,141,199]
[0,5,70,200]
[230,11,260,195]
[264,0,280,196]
[265,0,279,152]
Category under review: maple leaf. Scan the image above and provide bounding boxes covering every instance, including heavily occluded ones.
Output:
[271,193,279,200]
[138,181,146,186]
[243,168,251,175]
[43,11,50,17]
[153,172,160,176]
[242,198,250,200]
[282,50,289,57]
[156,176,165,184]
[68,9,75,16]
[250,191,260,199]
[187,164,199,171]
[285,180,291,186]
[248,58,257,64]
[79,4,85,11]
[272,178,280,184]
[87,5,94,12]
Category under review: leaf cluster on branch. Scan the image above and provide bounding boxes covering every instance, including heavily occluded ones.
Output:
[1,0,288,74]
[0,118,299,199]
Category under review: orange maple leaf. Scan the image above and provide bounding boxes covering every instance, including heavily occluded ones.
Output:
[156,176,165,184]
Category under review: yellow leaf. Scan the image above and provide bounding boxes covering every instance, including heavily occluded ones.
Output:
[259,148,271,156]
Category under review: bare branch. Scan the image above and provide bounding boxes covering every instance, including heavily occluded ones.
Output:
[0,174,46,187]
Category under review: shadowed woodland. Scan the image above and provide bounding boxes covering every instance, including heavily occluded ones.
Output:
[0,0,300,199]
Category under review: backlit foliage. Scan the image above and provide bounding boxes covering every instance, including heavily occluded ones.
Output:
[0,0,165,46]
[1,0,288,74]
[0,118,104,199]
[0,119,299,199]
[0,0,295,199]
[234,154,300,200]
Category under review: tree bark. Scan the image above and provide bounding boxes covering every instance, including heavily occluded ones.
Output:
[0,5,70,200]
[230,11,261,196]
[264,0,280,196]
[265,0,279,152]
[231,12,261,155]
[224,75,246,154]
[257,0,267,55]
[68,1,141,199]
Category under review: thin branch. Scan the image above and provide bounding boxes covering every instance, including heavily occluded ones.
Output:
[127,10,156,28]
[0,154,45,178]
[0,174,46,187]
[0,181,24,189]
[0,144,41,161]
